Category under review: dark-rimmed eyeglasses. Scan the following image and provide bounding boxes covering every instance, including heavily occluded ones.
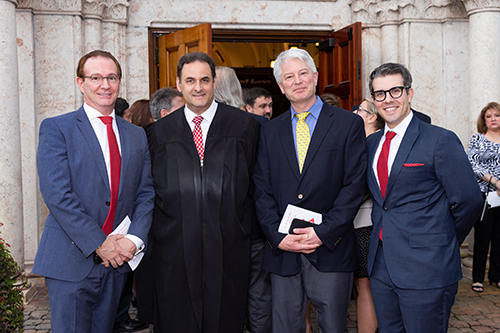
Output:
[371,86,410,102]
[82,74,120,85]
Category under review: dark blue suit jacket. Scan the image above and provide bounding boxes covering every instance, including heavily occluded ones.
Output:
[33,106,154,282]
[249,113,269,240]
[366,115,482,289]
[253,102,367,276]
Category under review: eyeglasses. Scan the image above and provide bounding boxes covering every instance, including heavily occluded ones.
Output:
[371,86,410,102]
[355,107,374,115]
[82,74,120,84]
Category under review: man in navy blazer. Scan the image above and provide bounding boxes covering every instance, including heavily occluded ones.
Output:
[33,50,154,333]
[366,62,482,332]
[253,49,367,333]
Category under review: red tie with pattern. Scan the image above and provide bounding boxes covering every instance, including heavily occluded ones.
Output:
[99,116,121,235]
[192,115,204,163]
[377,131,396,240]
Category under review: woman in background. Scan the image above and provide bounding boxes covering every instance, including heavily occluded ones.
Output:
[214,66,246,110]
[352,99,384,333]
[467,101,500,292]
[128,99,153,128]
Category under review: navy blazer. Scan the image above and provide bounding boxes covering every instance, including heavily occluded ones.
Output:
[366,115,482,289]
[253,102,367,276]
[33,106,154,282]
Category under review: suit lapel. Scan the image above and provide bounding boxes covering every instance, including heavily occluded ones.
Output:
[278,110,300,181]
[385,116,420,197]
[300,104,335,178]
[75,107,110,193]
[367,130,384,203]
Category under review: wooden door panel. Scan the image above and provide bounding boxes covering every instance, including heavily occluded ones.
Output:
[157,23,212,90]
[318,22,362,111]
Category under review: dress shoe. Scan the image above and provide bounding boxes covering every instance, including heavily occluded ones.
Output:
[113,317,148,332]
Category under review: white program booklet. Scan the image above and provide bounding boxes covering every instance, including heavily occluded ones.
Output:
[487,191,500,208]
[110,216,144,271]
[278,204,322,234]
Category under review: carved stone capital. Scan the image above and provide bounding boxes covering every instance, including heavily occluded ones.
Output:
[82,0,105,18]
[3,0,18,6]
[82,0,128,23]
[350,0,467,24]
[462,0,500,14]
[17,0,80,12]
[103,0,128,23]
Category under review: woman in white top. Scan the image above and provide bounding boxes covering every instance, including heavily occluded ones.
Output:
[467,101,500,292]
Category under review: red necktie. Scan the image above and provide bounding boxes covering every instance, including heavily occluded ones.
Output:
[377,131,396,241]
[99,116,121,235]
[192,115,204,162]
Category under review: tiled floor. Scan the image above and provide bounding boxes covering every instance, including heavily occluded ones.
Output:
[23,278,500,332]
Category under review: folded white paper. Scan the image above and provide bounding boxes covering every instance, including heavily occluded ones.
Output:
[279,204,322,234]
[487,191,500,208]
[110,216,144,270]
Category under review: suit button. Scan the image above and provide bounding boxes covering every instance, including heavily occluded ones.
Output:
[383,207,388,211]
[298,194,303,199]
[105,201,110,206]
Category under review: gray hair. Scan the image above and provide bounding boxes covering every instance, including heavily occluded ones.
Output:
[360,98,384,130]
[149,87,183,120]
[214,66,245,109]
[273,48,317,84]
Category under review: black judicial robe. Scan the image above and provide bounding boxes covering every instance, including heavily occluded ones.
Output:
[143,103,260,332]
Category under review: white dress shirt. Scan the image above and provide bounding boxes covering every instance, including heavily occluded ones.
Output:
[184,100,218,165]
[372,111,414,187]
[83,103,143,254]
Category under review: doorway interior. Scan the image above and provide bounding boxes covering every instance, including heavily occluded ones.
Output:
[148,23,361,116]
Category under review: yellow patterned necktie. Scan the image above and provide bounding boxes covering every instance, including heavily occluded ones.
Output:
[296,112,310,173]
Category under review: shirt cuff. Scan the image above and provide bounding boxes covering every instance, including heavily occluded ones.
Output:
[124,234,144,255]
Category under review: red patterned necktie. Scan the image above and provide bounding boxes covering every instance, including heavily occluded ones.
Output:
[377,130,396,240]
[99,116,121,235]
[192,115,204,163]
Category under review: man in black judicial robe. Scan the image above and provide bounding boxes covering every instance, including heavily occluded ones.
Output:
[142,52,260,332]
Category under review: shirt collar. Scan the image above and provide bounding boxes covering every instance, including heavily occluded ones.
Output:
[83,103,117,121]
[290,96,323,120]
[184,100,218,123]
[383,110,413,138]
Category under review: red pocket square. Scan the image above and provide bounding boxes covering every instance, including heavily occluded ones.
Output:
[404,163,424,167]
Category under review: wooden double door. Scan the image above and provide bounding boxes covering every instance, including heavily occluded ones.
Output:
[152,22,362,112]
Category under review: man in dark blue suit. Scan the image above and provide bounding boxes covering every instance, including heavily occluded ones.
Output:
[366,62,482,332]
[33,50,154,333]
[253,48,367,333]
